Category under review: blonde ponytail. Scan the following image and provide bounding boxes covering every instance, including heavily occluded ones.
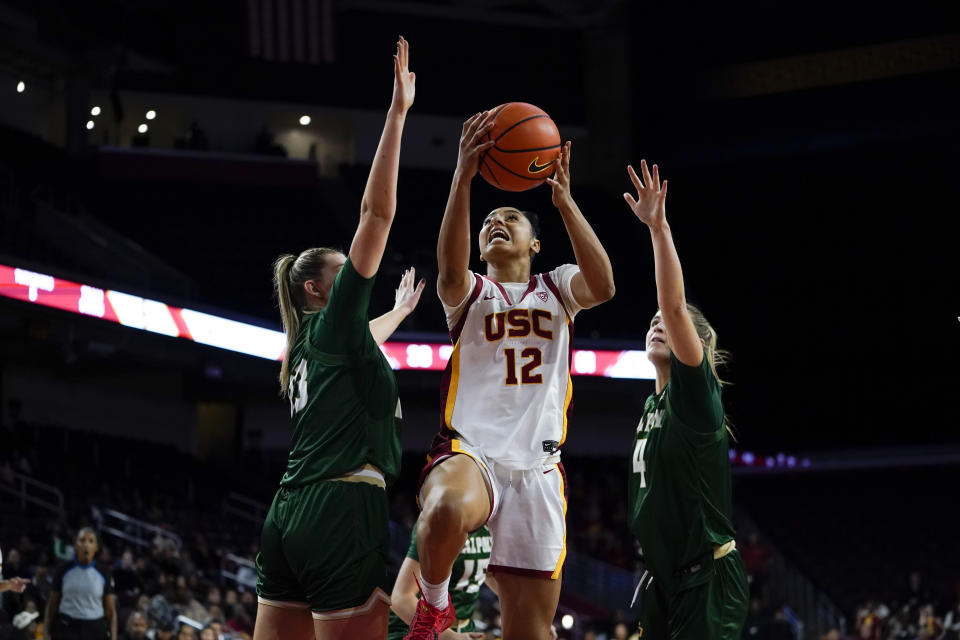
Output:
[685,303,737,440]
[273,248,339,396]
[274,254,300,396]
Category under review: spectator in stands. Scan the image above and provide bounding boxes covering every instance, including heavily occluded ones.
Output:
[205,619,224,640]
[171,576,206,623]
[120,612,148,640]
[739,531,773,595]
[766,607,796,640]
[113,551,141,605]
[225,603,251,637]
[152,619,174,640]
[44,527,118,640]
[203,588,220,612]
[198,626,215,640]
[204,607,223,628]
[611,622,629,639]
[175,624,195,640]
[917,603,942,639]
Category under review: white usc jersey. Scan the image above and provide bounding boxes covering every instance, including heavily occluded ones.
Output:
[441,264,582,469]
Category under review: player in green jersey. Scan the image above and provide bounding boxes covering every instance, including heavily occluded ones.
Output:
[388,518,495,640]
[621,160,749,640]
[253,37,424,640]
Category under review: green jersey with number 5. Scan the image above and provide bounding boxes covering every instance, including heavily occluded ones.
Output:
[280,257,402,488]
[387,521,492,639]
[628,350,737,597]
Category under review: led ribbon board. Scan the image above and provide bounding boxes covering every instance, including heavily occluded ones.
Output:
[0,263,654,379]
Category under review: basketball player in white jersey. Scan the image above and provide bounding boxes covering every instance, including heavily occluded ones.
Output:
[403,112,615,640]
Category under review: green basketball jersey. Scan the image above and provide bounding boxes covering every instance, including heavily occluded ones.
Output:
[628,350,736,597]
[280,257,402,488]
[387,521,493,639]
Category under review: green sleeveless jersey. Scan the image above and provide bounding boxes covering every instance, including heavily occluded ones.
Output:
[628,350,736,596]
[280,257,402,487]
[387,521,492,639]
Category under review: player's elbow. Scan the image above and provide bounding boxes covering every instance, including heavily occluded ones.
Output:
[589,281,615,304]
[359,199,396,223]
[597,281,616,303]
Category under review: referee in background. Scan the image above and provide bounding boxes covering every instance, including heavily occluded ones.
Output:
[44,528,117,640]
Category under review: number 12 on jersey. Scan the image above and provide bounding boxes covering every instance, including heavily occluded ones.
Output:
[503,347,543,385]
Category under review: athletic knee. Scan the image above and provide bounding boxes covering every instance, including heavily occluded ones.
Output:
[420,486,471,534]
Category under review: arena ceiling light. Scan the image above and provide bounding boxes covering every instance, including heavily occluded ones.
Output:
[299,115,311,126]
[146,109,156,120]
[90,106,101,116]
[0,262,655,379]
[137,123,148,134]
[16,81,25,93]
[86,120,95,130]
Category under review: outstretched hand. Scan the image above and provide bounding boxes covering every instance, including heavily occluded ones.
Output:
[623,159,668,229]
[391,36,415,113]
[545,141,573,209]
[393,267,426,316]
[455,111,496,179]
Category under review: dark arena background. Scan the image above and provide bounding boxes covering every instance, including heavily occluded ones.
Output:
[1,1,959,639]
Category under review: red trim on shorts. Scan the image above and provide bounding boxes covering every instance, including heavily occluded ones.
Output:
[487,565,557,579]
[557,461,568,503]
[416,432,495,528]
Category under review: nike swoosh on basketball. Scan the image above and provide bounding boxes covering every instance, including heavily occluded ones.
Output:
[527,156,553,174]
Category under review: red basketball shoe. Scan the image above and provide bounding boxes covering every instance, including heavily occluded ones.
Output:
[402,597,456,640]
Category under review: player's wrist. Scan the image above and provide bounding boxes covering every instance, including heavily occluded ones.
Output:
[555,196,577,215]
[647,220,670,235]
[387,104,409,120]
[452,168,474,186]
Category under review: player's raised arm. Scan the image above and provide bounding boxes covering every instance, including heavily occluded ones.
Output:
[546,141,615,309]
[349,36,415,278]
[623,160,702,367]
[369,267,426,345]
[437,112,495,306]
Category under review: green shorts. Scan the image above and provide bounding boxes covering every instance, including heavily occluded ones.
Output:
[256,480,390,616]
[639,551,749,640]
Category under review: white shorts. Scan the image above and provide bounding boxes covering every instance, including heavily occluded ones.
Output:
[419,435,568,580]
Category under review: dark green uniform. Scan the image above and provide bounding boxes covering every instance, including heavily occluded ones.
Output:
[257,257,403,613]
[387,521,492,640]
[628,351,748,640]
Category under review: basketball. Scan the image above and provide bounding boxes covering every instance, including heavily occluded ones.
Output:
[478,102,562,192]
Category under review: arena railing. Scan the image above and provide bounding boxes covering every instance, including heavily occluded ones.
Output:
[0,469,64,515]
[222,492,269,525]
[97,507,183,552]
[221,553,258,590]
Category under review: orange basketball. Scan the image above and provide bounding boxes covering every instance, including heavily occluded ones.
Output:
[478,102,561,192]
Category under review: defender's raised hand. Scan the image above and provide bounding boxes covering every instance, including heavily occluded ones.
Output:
[393,267,426,316]
[391,36,416,113]
[623,159,668,229]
